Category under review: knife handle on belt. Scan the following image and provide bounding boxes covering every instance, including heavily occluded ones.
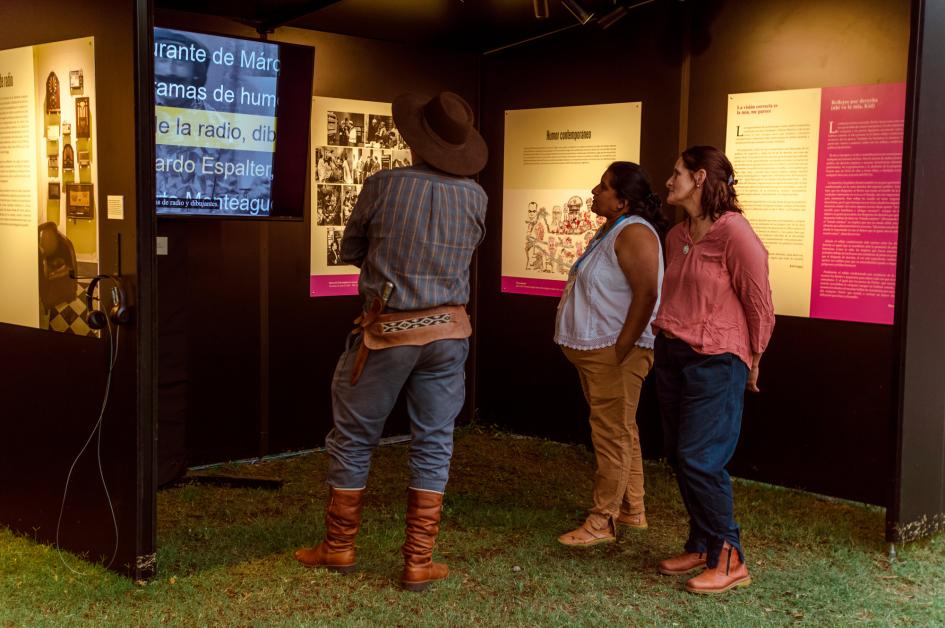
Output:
[350,282,394,385]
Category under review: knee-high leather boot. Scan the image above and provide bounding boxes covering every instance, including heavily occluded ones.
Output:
[401,488,449,592]
[294,487,364,573]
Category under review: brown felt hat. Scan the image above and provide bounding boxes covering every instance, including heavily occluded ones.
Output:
[392,91,488,176]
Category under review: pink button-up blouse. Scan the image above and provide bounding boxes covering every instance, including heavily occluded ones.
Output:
[652,212,775,368]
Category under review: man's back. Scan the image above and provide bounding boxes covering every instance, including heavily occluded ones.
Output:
[341,164,487,311]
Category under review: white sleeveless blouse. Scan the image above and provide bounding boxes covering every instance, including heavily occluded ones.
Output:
[554,215,663,350]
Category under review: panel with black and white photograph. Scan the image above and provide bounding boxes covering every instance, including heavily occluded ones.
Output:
[358,149,384,181]
[390,149,413,169]
[326,227,345,266]
[340,185,361,225]
[366,114,406,149]
[317,146,367,184]
[316,184,342,226]
[315,147,343,183]
[327,111,365,147]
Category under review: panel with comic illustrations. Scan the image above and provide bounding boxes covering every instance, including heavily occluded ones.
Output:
[501,102,642,297]
[309,97,412,297]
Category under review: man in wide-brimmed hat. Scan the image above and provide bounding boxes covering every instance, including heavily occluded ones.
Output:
[296,91,488,592]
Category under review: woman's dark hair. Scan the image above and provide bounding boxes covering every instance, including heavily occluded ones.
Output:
[680,145,741,220]
[607,161,669,239]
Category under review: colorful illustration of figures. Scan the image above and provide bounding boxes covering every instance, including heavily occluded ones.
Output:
[523,193,600,276]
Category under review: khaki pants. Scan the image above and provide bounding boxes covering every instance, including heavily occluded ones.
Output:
[563,344,654,524]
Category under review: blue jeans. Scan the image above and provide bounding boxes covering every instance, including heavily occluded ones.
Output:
[654,335,748,566]
[325,334,469,493]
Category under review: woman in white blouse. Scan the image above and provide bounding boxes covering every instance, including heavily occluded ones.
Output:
[554,162,667,547]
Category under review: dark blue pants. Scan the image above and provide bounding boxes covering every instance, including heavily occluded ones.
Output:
[654,335,748,567]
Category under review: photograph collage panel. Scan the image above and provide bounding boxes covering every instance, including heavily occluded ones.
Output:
[314,108,414,245]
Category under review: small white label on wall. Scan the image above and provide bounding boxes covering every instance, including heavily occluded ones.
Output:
[107,195,124,220]
[156,237,168,256]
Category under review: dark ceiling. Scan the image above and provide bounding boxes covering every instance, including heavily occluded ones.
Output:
[152,0,676,53]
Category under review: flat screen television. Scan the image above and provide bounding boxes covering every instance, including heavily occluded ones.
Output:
[154,27,314,219]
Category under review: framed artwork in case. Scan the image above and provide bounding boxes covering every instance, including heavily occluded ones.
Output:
[62,143,75,171]
[75,97,90,138]
[48,181,60,200]
[45,72,60,114]
[69,70,83,91]
[65,182,94,219]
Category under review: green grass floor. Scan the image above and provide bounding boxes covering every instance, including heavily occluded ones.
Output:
[2,427,944,626]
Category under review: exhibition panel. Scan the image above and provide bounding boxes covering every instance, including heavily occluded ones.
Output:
[309,96,409,297]
[0,37,101,334]
[0,0,151,578]
[725,83,905,325]
[501,102,642,296]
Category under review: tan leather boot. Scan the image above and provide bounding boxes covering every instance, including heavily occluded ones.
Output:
[401,488,449,592]
[658,551,707,575]
[685,543,751,594]
[294,487,364,573]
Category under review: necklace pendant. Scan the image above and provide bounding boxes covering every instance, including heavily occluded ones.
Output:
[683,244,690,255]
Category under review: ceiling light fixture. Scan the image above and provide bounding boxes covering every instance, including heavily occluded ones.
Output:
[595,0,660,30]
[533,0,550,19]
[597,5,630,29]
[561,0,594,25]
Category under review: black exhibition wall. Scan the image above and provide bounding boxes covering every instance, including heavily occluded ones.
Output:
[476,0,911,508]
[154,10,480,467]
[0,0,153,577]
[683,0,909,506]
[475,1,684,453]
[891,0,945,542]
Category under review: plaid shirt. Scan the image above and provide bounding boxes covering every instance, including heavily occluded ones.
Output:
[341,164,487,311]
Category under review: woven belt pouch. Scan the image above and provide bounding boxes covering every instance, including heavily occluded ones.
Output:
[362,305,471,349]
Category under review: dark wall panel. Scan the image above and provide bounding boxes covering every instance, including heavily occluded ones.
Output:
[892,0,945,541]
[0,0,143,574]
[684,0,910,505]
[475,4,682,453]
[154,12,480,462]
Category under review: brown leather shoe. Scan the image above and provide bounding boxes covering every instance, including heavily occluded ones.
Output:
[294,487,364,573]
[401,488,448,592]
[658,551,707,575]
[616,512,648,529]
[685,543,751,594]
[558,515,616,547]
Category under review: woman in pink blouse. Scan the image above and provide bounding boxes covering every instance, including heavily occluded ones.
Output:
[652,146,774,594]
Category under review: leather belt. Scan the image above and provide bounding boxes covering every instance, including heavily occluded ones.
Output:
[350,304,471,386]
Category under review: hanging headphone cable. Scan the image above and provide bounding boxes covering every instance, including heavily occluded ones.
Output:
[55,313,121,574]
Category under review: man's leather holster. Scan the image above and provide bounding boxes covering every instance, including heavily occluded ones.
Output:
[350,305,471,385]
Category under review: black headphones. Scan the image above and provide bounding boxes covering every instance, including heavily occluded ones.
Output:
[85,274,132,330]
